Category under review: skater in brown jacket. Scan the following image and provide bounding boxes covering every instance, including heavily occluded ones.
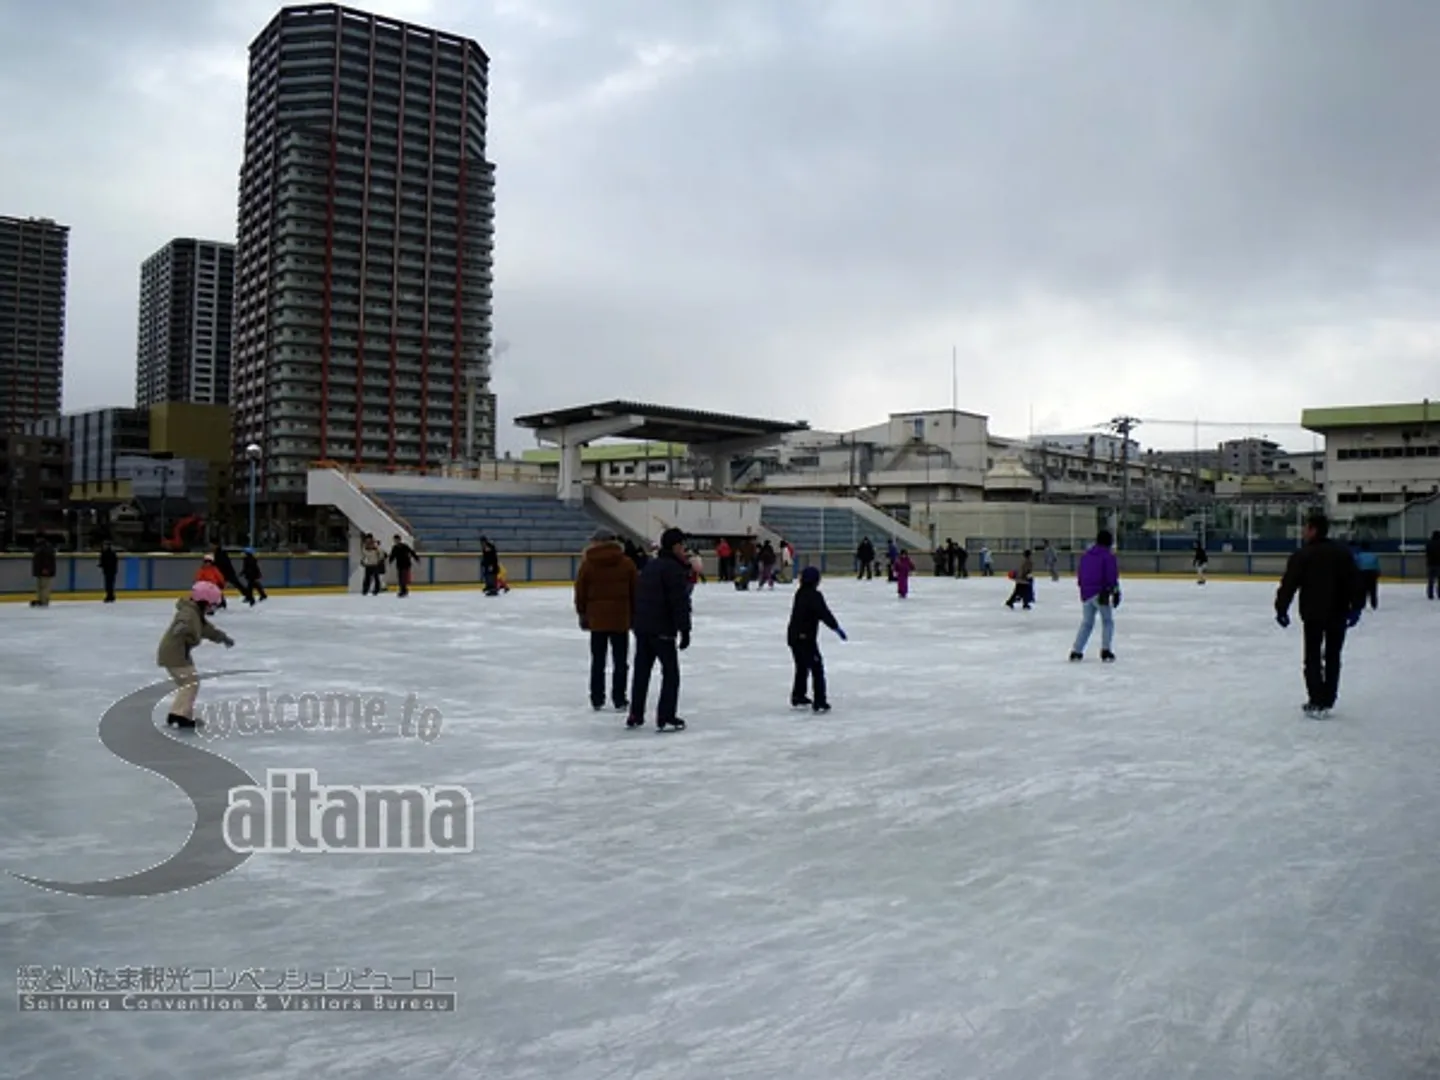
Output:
[157,580,234,729]
[574,529,638,711]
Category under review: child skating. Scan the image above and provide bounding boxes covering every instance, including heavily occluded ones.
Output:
[894,549,915,597]
[1006,549,1035,609]
[787,566,845,713]
[157,581,235,729]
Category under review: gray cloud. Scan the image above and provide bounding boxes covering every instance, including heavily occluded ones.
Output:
[4,0,1440,453]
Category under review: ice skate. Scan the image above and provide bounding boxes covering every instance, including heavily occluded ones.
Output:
[791,696,812,708]
[656,717,686,732]
[1069,651,1083,662]
[613,698,628,712]
[625,714,644,729]
[165,713,197,729]
[1101,650,1116,663]
[811,702,831,714]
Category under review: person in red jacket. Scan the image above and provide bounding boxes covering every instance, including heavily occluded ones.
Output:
[715,538,733,582]
[195,553,228,608]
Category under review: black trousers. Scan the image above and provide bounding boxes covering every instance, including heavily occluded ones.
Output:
[244,575,267,601]
[1006,581,1034,607]
[589,631,629,707]
[1302,618,1348,708]
[102,570,116,602]
[1362,570,1379,610]
[362,565,383,594]
[789,640,827,705]
[857,560,873,580]
[630,633,681,722]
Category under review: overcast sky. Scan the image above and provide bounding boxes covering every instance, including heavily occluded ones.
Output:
[4,0,1440,454]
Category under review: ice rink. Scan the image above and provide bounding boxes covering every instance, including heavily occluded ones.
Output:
[3,571,1438,1079]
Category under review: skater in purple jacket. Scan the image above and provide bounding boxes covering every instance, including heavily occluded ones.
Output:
[1070,529,1120,662]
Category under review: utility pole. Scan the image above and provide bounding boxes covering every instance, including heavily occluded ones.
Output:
[1107,416,1142,547]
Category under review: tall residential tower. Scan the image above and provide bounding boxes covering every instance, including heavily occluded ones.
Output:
[231,3,496,497]
[136,238,236,407]
[0,216,69,432]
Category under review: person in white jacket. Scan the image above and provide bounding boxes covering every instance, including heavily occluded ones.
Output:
[779,540,794,583]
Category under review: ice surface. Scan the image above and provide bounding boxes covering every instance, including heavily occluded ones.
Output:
[2,574,1439,1079]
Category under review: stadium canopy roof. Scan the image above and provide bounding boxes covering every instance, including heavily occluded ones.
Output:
[513,400,808,447]
[1302,402,1440,431]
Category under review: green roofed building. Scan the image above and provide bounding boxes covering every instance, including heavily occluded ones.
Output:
[521,442,691,486]
[1302,400,1440,524]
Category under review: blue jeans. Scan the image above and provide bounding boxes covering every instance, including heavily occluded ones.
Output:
[1073,597,1114,654]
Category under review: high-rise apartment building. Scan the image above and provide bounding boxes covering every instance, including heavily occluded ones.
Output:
[231,3,497,497]
[0,216,69,432]
[136,239,236,407]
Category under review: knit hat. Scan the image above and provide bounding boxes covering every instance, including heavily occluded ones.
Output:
[660,527,685,550]
[801,566,821,586]
[590,528,616,542]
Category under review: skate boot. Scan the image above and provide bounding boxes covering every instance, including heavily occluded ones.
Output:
[165,713,197,729]
[812,702,831,714]
[656,717,687,732]
[1069,651,1083,662]
[791,696,812,708]
[613,698,629,712]
[1100,650,1116,663]
[625,713,644,729]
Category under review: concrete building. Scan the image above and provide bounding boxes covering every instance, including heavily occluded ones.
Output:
[1031,433,1138,461]
[136,238,236,407]
[231,3,497,500]
[1302,402,1440,524]
[1219,437,1281,476]
[28,407,151,485]
[0,432,70,546]
[0,216,68,432]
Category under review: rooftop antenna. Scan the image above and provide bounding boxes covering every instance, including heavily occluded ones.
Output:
[951,345,957,413]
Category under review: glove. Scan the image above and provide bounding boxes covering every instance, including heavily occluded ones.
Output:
[1111,590,1122,609]
[1275,612,1290,628]
[1346,609,1362,629]
[223,636,235,648]
[678,629,690,651]
[835,626,847,641]
[578,614,589,631]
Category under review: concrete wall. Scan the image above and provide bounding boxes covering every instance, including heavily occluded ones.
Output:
[352,471,554,497]
[1322,426,1440,518]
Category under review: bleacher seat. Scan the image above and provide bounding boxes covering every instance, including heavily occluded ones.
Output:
[760,505,878,553]
[366,489,603,553]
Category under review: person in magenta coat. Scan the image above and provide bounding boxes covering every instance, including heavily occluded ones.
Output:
[894,549,915,598]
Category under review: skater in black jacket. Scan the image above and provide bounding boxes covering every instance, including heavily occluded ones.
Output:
[1275,513,1365,717]
[627,527,692,731]
[1427,530,1440,600]
[787,566,845,712]
[99,540,119,602]
[390,534,417,597]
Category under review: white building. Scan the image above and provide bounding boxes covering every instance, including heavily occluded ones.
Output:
[1302,402,1440,524]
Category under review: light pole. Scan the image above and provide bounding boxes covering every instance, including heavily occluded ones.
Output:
[245,443,262,548]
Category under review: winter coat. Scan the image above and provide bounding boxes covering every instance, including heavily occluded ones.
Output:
[390,542,416,570]
[31,541,55,578]
[242,552,262,581]
[1276,538,1363,624]
[1044,547,1058,568]
[632,550,692,638]
[894,553,914,579]
[195,563,226,589]
[1193,546,1208,566]
[99,547,118,575]
[759,545,777,567]
[213,549,242,587]
[480,545,499,573]
[574,541,638,633]
[361,545,384,568]
[1353,550,1380,573]
[716,540,732,559]
[857,539,875,564]
[156,598,232,668]
[787,582,839,647]
[1076,544,1120,602]
[1016,555,1034,583]
[1427,535,1440,567]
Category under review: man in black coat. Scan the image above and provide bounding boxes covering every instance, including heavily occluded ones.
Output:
[1275,513,1365,716]
[1426,529,1440,601]
[627,527,692,731]
[855,537,875,580]
[99,540,119,602]
[390,534,417,597]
